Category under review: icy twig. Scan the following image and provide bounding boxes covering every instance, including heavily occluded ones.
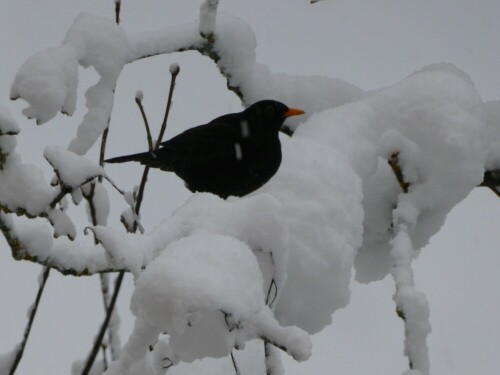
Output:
[264,343,284,375]
[7,267,50,375]
[199,0,219,38]
[390,206,431,374]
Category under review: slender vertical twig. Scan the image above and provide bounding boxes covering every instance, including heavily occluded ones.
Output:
[81,65,180,374]
[134,65,180,224]
[80,3,123,373]
[115,0,121,25]
[136,94,154,152]
[263,251,280,374]
[8,267,51,375]
[156,64,180,150]
[81,272,124,375]
[230,351,241,375]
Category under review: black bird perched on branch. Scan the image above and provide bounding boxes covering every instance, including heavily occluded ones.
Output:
[105,100,305,198]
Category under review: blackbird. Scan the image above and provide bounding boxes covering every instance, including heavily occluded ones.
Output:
[105,100,304,198]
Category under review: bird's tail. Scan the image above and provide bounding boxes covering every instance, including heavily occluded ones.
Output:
[105,151,154,164]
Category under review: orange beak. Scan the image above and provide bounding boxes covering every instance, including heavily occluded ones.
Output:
[282,108,305,118]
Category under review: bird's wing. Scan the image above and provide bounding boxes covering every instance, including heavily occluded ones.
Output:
[159,120,242,160]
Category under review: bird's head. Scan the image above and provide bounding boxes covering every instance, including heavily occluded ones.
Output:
[244,100,305,132]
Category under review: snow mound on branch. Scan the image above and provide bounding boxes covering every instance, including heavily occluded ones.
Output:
[0,144,56,215]
[0,104,20,135]
[214,14,366,130]
[44,146,104,188]
[256,136,363,333]
[131,233,264,335]
[64,13,128,77]
[11,13,128,154]
[98,134,362,369]
[10,45,79,124]
[148,193,290,295]
[297,64,488,281]
[108,233,310,374]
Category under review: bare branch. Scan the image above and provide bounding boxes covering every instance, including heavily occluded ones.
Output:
[135,94,154,152]
[156,64,180,150]
[230,351,241,375]
[388,152,409,193]
[81,272,125,375]
[8,267,51,375]
[82,64,180,374]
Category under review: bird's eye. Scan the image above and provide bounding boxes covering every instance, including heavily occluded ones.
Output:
[265,106,275,115]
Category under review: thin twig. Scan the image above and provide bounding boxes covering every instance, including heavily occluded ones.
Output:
[133,66,180,229]
[265,278,277,307]
[156,65,180,150]
[81,5,121,370]
[82,66,180,374]
[133,167,151,226]
[81,272,124,375]
[135,96,154,152]
[83,184,119,362]
[8,267,51,375]
[49,186,71,209]
[230,351,241,375]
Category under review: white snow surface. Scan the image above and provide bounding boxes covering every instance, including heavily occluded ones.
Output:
[296,63,489,282]
[10,44,79,125]
[0,104,20,135]
[131,233,265,334]
[11,13,127,154]
[44,145,104,188]
[0,138,56,215]
[199,0,219,36]
[107,233,310,374]
[256,136,363,333]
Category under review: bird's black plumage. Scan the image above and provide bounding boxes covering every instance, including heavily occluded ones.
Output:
[105,100,304,198]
